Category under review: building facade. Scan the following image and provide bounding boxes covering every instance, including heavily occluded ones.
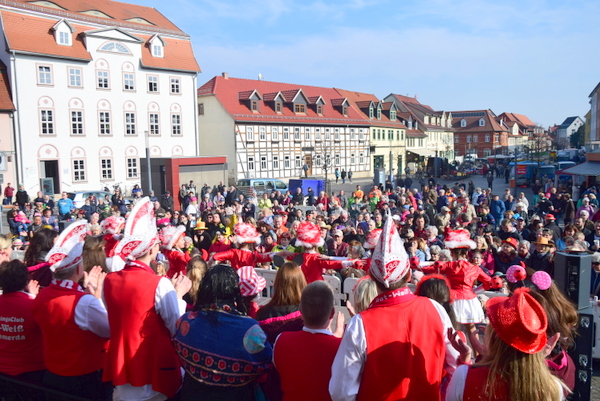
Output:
[0,0,200,195]
[556,116,585,149]
[0,61,15,188]
[588,82,600,151]
[197,75,373,183]
[450,110,509,157]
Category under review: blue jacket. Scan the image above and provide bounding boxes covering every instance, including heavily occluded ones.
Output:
[490,199,506,221]
[57,198,75,215]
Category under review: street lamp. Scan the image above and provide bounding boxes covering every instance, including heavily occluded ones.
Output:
[145,130,152,195]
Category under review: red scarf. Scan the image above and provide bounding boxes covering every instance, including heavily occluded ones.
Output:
[125,260,155,274]
[368,287,414,309]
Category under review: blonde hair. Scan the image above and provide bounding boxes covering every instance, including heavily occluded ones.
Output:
[0,236,12,250]
[477,325,563,401]
[353,278,377,313]
[186,256,208,304]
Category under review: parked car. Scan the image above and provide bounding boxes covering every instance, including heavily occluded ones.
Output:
[67,191,113,208]
[237,179,288,199]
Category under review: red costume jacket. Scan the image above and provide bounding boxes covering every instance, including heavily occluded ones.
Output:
[421,259,491,300]
[213,248,272,270]
[163,248,191,278]
[289,252,343,283]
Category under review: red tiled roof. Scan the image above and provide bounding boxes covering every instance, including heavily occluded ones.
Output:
[263,92,282,102]
[406,131,427,138]
[1,11,92,60]
[0,61,15,111]
[281,89,301,102]
[307,95,324,105]
[330,98,347,107]
[355,100,373,109]
[451,110,508,133]
[501,112,536,128]
[336,88,406,129]
[138,34,200,73]
[197,76,372,126]
[9,0,186,35]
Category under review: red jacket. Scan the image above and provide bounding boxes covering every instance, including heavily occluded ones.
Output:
[103,262,182,398]
[163,248,191,278]
[289,252,343,283]
[213,248,272,270]
[422,259,491,300]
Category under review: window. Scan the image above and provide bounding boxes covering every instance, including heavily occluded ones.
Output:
[283,127,289,140]
[58,31,70,46]
[97,70,109,89]
[460,119,467,128]
[334,128,340,140]
[152,44,163,58]
[275,102,282,113]
[149,113,159,135]
[68,67,82,87]
[100,158,113,180]
[260,156,267,170]
[40,109,54,135]
[494,134,499,142]
[315,128,321,140]
[304,128,310,140]
[147,75,158,93]
[123,73,135,91]
[273,156,279,169]
[73,159,86,182]
[71,110,83,135]
[247,126,254,140]
[377,129,381,140]
[125,112,136,135]
[99,111,111,135]
[170,78,180,94]
[248,157,255,170]
[294,128,300,140]
[390,110,396,121]
[294,104,305,114]
[484,148,491,157]
[350,128,355,140]
[284,155,290,168]
[369,107,374,119]
[359,153,364,164]
[342,105,348,116]
[473,135,478,143]
[272,127,279,140]
[315,154,321,167]
[260,126,266,140]
[359,129,364,141]
[454,136,459,143]
[335,153,340,166]
[467,135,472,143]
[100,42,130,54]
[351,153,355,164]
[377,109,381,120]
[295,155,301,168]
[199,103,204,115]
[317,105,323,115]
[251,100,259,112]
[171,114,181,135]
[38,65,52,85]
[485,135,490,142]
[126,158,139,178]
[388,130,393,140]
[478,118,485,127]
[325,128,331,140]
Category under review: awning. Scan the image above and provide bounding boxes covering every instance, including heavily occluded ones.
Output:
[561,161,600,176]
[407,149,437,157]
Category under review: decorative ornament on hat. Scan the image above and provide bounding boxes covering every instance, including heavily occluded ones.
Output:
[486,287,548,354]
[114,197,159,261]
[444,229,476,250]
[160,225,186,250]
[370,212,410,289]
[45,221,88,272]
[100,216,125,235]
[363,228,382,249]
[295,221,324,248]
[237,266,266,297]
[506,265,527,283]
[234,223,261,245]
[531,271,552,290]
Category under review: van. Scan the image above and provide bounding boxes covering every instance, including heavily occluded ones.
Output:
[237,179,288,199]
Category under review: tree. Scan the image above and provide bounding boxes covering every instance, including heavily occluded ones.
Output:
[570,125,585,148]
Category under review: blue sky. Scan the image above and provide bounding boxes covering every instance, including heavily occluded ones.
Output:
[131,0,600,128]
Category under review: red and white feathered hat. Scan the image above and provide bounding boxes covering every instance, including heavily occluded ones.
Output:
[444,229,476,250]
[295,221,324,248]
[159,225,186,250]
[46,221,88,272]
[234,223,261,244]
[115,197,160,261]
[364,228,382,249]
[370,213,410,288]
[100,216,125,235]
[238,266,266,297]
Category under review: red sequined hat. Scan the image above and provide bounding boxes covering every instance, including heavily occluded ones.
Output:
[444,229,476,250]
[295,221,324,248]
[363,229,382,249]
[487,288,548,354]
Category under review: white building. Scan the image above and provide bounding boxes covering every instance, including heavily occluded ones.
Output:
[0,0,200,195]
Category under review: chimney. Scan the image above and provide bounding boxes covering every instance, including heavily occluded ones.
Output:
[222,72,229,79]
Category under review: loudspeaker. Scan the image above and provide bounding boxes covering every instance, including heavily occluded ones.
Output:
[58,220,73,233]
[568,309,594,401]
[553,252,593,310]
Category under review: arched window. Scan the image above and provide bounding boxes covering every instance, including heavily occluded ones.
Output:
[99,42,131,54]
[460,119,467,128]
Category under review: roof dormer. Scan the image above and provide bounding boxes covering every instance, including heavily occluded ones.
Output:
[264,91,286,113]
[478,118,485,127]
[149,34,165,58]
[460,119,467,128]
[51,19,75,46]
[308,95,326,115]
[239,90,263,113]
[331,98,350,117]
[282,89,308,114]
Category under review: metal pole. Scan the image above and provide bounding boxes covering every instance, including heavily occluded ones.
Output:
[434,150,438,183]
[145,130,152,194]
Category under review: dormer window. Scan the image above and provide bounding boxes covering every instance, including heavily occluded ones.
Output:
[460,119,467,128]
[377,109,381,120]
[251,100,259,112]
[52,19,75,47]
[58,31,70,45]
[152,44,163,57]
[369,107,374,119]
[479,118,485,127]
[317,105,323,115]
[149,35,165,58]
[342,105,348,116]
[390,110,396,121]
[294,104,305,114]
[275,102,282,113]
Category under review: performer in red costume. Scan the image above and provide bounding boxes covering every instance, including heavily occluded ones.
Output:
[103,197,192,401]
[211,223,273,269]
[330,215,460,401]
[159,224,191,278]
[32,221,111,401]
[100,215,125,272]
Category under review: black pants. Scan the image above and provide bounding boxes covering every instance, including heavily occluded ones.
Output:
[0,370,45,401]
[43,370,112,401]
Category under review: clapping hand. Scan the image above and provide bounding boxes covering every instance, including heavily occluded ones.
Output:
[171,272,192,299]
[447,328,473,364]
[84,266,106,299]
[26,280,40,297]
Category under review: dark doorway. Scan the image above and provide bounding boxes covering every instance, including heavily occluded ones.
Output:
[40,160,60,194]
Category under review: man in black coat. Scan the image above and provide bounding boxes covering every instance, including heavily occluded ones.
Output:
[16,185,29,210]
[160,191,174,211]
[543,214,561,242]
[292,187,304,205]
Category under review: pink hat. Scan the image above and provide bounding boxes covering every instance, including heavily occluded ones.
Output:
[45,221,88,272]
[159,225,186,250]
[363,228,382,249]
[531,271,552,290]
[234,223,261,244]
[115,197,160,261]
[100,216,125,235]
[370,214,410,288]
[295,221,324,248]
[444,229,476,250]
[506,265,527,283]
[237,266,266,297]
